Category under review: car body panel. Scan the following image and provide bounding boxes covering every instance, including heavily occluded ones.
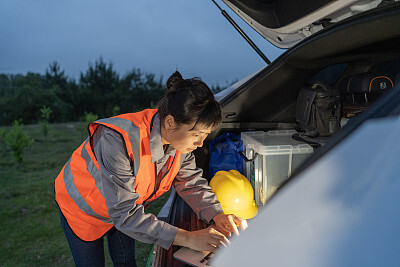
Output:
[213,98,400,266]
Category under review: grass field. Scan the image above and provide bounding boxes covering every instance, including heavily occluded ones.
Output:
[0,122,169,266]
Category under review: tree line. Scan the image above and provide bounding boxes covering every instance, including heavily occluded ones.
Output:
[0,58,228,126]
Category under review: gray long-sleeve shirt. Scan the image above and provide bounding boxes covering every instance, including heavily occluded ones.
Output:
[92,114,223,249]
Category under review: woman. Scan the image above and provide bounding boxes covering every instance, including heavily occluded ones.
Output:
[55,71,246,266]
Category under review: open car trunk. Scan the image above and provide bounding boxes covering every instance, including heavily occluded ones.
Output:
[221,0,394,48]
[151,2,400,266]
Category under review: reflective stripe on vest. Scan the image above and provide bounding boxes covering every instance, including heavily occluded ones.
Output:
[63,151,112,223]
[55,109,184,241]
[90,116,141,175]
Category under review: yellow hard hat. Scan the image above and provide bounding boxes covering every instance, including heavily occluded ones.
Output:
[210,170,258,220]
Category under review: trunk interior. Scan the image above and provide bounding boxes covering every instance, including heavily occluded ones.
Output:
[153,3,400,266]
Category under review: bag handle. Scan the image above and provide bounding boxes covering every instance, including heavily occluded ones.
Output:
[311,81,330,91]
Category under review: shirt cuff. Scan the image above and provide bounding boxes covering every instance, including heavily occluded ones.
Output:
[156,222,179,250]
[200,203,224,223]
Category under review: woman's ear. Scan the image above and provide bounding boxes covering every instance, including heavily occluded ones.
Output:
[164,115,176,131]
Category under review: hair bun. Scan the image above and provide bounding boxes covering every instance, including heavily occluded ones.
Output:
[166,71,183,90]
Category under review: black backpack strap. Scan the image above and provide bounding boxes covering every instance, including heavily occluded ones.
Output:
[292,132,322,148]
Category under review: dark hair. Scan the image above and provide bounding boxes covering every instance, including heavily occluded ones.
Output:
[157,71,222,130]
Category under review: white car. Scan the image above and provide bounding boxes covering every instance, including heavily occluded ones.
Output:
[153,1,400,266]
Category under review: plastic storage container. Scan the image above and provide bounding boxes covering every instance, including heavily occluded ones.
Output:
[241,130,314,205]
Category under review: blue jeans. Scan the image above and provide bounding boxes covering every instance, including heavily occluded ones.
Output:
[59,209,137,267]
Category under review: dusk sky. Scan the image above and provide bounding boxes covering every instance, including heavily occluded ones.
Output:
[0,0,284,87]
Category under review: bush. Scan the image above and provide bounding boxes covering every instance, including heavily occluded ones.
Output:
[39,105,52,139]
[83,112,99,132]
[3,120,35,164]
[112,105,120,116]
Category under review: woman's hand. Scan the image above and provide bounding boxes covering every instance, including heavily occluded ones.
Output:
[213,213,248,237]
[173,226,230,252]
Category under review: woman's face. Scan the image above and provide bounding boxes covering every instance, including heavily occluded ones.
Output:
[161,115,213,154]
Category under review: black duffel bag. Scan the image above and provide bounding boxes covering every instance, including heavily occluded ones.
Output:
[339,72,394,104]
[295,81,341,137]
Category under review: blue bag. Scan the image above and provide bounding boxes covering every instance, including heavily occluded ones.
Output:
[208,132,244,178]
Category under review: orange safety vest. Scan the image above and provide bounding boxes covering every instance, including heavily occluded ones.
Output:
[55,109,182,241]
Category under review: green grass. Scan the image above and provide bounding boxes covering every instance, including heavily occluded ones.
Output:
[0,122,169,266]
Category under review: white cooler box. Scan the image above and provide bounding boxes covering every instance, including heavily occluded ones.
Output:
[241,130,314,205]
